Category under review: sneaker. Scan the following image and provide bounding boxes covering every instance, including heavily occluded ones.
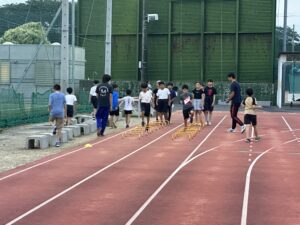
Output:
[126,125,129,128]
[145,126,149,132]
[97,129,101,137]
[245,138,251,144]
[52,126,57,135]
[55,142,60,147]
[227,128,236,133]
[241,125,246,134]
[141,121,145,127]
[208,122,212,126]
[255,137,261,142]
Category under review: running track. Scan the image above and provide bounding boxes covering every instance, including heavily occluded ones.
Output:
[0,111,299,225]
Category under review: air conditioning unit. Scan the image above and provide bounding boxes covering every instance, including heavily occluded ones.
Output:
[147,14,159,22]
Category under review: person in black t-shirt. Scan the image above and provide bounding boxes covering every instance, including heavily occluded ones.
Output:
[95,74,113,137]
[167,82,177,123]
[192,82,205,126]
[204,79,217,125]
[152,80,160,121]
[226,73,246,133]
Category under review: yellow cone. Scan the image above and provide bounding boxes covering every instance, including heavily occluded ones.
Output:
[84,143,93,148]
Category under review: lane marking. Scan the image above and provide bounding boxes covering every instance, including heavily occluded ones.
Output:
[282,116,293,132]
[240,138,299,225]
[5,124,183,225]
[0,119,180,182]
[125,115,227,225]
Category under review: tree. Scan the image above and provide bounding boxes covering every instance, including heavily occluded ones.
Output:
[276,26,300,52]
[0,22,50,44]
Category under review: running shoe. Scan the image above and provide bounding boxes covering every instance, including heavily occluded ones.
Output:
[190,117,194,124]
[52,126,57,135]
[208,122,212,126]
[255,136,261,142]
[97,129,101,137]
[241,125,246,134]
[141,121,145,127]
[55,142,60,147]
[227,128,236,133]
[126,125,129,128]
[245,138,251,144]
[145,126,149,132]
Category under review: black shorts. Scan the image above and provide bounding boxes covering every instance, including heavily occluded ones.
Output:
[204,101,214,112]
[157,99,168,113]
[124,110,132,115]
[141,103,151,117]
[244,114,257,126]
[66,105,74,118]
[110,107,120,116]
[91,96,98,109]
[183,107,194,119]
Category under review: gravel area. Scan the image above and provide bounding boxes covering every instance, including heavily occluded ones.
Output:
[0,117,140,173]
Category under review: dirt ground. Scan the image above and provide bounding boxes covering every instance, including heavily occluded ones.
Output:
[0,117,141,173]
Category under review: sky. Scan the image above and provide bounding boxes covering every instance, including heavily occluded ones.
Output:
[1,0,300,32]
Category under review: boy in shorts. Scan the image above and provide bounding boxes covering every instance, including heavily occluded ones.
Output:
[65,87,77,126]
[193,82,205,126]
[156,81,171,124]
[49,84,66,147]
[109,84,119,129]
[121,89,134,128]
[243,88,261,143]
[180,84,194,128]
[139,83,152,130]
[89,80,99,119]
[167,82,177,123]
[204,79,217,125]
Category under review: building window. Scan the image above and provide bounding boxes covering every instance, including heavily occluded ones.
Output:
[0,61,10,84]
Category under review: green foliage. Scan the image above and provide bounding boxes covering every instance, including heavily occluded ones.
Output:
[276,26,300,52]
[0,22,49,44]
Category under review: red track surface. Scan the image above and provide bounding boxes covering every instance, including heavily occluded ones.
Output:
[0,111,299,225]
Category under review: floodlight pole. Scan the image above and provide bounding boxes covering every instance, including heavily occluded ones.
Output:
[141,0,148,83]
[283,0,288,52]
[105,0,112,75]
[71,0,75,90]
[61,0,69,93]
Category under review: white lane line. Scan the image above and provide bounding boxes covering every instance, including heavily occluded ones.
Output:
[0,131,125,182]
[282,116,293,132]
[5,124,182,225]
[125,115,227,225]
[240,138,299,225]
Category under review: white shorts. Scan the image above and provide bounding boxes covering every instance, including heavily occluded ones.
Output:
[194,99,203,111]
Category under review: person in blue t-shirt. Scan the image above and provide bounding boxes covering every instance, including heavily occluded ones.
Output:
[226,72,246,133]
[109,84,119,129]
[48,84,66,147]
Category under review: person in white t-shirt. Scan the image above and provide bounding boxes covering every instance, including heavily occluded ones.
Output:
[89,80,99,119]
[65,87,77,125]
[121,89,135,128]
[156,81,171,124]
[139,83,153,130]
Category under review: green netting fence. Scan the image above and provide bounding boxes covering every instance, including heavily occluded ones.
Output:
[0,81,274,128]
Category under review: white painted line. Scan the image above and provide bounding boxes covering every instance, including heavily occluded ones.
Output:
[125,116,227,225]
[240,138,299,225]
[0,130,126,182]
[5,124,182,225]
[282,116,293,132]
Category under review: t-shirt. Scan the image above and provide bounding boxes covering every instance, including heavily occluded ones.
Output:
[49,92,66,118]
[193,89,204,100]
[112,91,119,110]
[123,96,134,111]
[90,85,97,97]
[96,83,113,108]
[65,94,77,106]
[204,86,217,102]
[244,97,256,115]
[157,88,170,100]
[180,92,193,110]
[170,89,177,100]
[139,90,152,103]
[230,81,242,104]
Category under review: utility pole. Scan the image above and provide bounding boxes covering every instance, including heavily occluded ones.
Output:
[283,0,288,52]
[141,0,148,83]
[105,0,112,75]
[292,24,295,52]
[61,0,69,93]
[71,0,75,90]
